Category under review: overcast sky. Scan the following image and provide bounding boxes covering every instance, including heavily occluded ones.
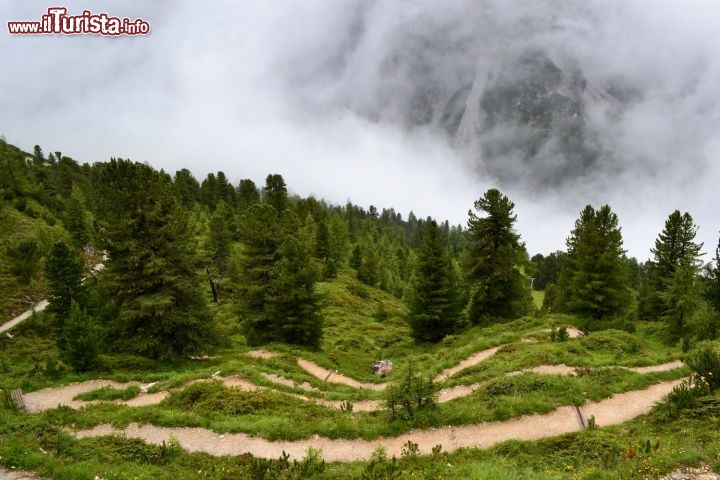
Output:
[2,1,719,260]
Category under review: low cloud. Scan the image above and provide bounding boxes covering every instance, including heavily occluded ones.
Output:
[1,1,718,258]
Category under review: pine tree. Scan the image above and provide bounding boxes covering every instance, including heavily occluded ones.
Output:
[237,178,260,210]
[62,300,100,372]
[45,241,85,332]
[64,187,92,246]
[314,220,330,261]
[462,189,531,322]
[239,206,323,346]
[264,174,288,213]
[661,263,701,342]
[93,159,218,359]
[174,168,200,207]
[559,205,631,321]
[646,210,703,320]
[266,235,323,347]
[207,200,232,271]
[407,221,460,342]
[327,211,350,266]
[238,203,283,345]
[705,233,720,313]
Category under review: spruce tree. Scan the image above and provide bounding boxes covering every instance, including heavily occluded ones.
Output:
[462,189,531,322]
[407,221,460,342]
[559,205,631,321]
[93,159,218,359]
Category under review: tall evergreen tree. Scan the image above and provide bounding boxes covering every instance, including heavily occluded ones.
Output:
[174,168,200,207]
[661,263,701,342]
[207,200,233,271]
[62,300,100,372]
[645,210,703,320]
[407,221,460,342]
[45,241,85,332]
[238,203,283,345]
[266,235,324,347]
[559,205,631,320]
[462,189,531,322]
[264,174,288,213]
[93,159,218,359]
[237,178,260,210]
[705,233,720,313]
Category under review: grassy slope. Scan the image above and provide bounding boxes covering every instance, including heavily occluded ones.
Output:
[1,263,718,479]
[0,202,70,322]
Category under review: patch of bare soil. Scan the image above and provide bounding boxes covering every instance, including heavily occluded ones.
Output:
[246,350,279,360]
[661,463,720,480]
[296,358,385,391]
[261,373,318,392]
[507,364,577,377]
[627,360,684,374]
[437,382,484,402]
[434,346,501,383]
[71,378,683,462]
[0,468,44,480]
[23,379,134,412]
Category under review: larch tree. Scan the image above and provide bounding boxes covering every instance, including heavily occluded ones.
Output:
[407,220,460,342]
[462,188,532,323]
[559,205,631,321]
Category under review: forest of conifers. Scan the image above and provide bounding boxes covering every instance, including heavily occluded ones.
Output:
[1,137,719,368]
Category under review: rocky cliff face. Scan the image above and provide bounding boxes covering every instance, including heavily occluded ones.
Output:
[438,49,622,185]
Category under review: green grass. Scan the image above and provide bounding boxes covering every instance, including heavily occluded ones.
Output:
[74,384,141,402]
[2,261,720,479]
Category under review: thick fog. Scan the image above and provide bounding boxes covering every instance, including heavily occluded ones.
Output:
[1,1,719,259]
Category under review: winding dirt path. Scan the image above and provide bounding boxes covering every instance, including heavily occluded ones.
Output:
[1,262,104,333]
[296,358,386,391]
[72,379,683,462]
[0,300,48,333]
[434,346,501,382]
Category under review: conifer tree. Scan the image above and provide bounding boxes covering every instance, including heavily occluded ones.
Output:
[264,174,288,213]
[45,240,85,332]
[407,221,460,342]
[462,189,531,322]
[559,205,631,320]
[238,202,283,345]
[93,159,218,359]
[645,210,703,320]
[237,178,260,210]
[207,200,233,271]
[267,235,323,347]
[239,206,323,346]
[705,233,720,313]
[62,300,100,372]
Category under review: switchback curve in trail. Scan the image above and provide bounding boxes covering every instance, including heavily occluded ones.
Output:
[71,379,684,462]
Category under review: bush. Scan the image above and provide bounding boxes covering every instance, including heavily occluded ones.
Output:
[385,363,436,421]
[684,342,720,391]
[580,329,643,354]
